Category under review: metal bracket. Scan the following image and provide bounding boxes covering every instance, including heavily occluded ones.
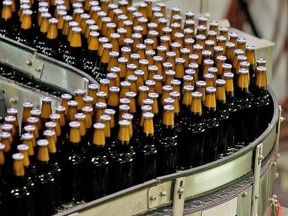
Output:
[251,143,263,216]
[267,195,279,216]
[172,177,186,216]
[26,55,44,79]
[148,182,172,209]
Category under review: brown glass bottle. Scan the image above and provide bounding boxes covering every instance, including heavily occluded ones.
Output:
[40,96,52,127]
[85,122,109,201]
[157,105,178,176]
[203,87,220,163]
[178,91,205,169]
[108,119,135,193]
[7,153,35,216]
[62,121,85,202]
[21,101,33,130]
[64,26,83,69]
[235,68,253,146]
[251,66,272,139]
[134,112,157,184]
[0,0,13,37]
[215,79,230,155]
[35,12,51,53]
[42,17,61,60]
[15,9,34,47]
[33,139,56,216]
[0,143,8,215]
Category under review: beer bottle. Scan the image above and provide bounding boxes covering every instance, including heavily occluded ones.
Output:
[251,66,272,139]
[235,68,253,146]
[216,35,227,53]
[0,132,12,167]
[75,113,90,156]
[66,100,78,123]
[15,9,34,46]
[215,79,230,155]
[0,143,8,215]
[223,72,237,151]
[203,87,220,163]
[16,143,35,182]
[204,73,215,88]
[195,80,206,102]
[59,15,73,57]
[85,122,109,201]
[65,26,83,69]
[127,75,137,93]
[82,31,100,78]
[22,101,33,130]
[0,0,13,37]
[30,109,43,138]
[98,43,112,80]
[34,139,55,216]
[134,112,157,184]
[87,83,99,106]
[95,91,107,105]
[237,37,246,52]
[40,96,52,126]
[62,121,85,202]
[6,108,20,143]
[246,44,257,88]
[164,70,175,86]
[219,26,229,39]
[170,91,181,133]
[42,17,61,60]
[145,80,156,93]
[74,88,85,112]
[43,130,62,207]
[157,105,178,176]
[108,119,135,193]
[225,41,235,64]
[35,12,51,53]
[82,105,94,138]
[21,132,36,169]
[100,114,113,151]
[178,91,205,169]
[83,95,94,109]
[7,153,35,216]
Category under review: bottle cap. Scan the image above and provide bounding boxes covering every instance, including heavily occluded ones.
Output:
[239,68,249,74]
[24,125,35,132]
[141,105,152,111]
[75,113,86,120]
[208,67,218,74]
[82,106,93,113]
[206,86,216,93]
[0,132,10,138]
[184,85,194,92]
[166,70,175,76]
[180,48,190,54]
[30,109,41,116]
[120,81,131,88]
[55,105,65,112]
[100,114,111,121]
[222,63,232,70]
[162,85,173,91]
[23,101,33,108]
[95,102,107,109]
[143,98,154,105]
[12,153,24,160]
[163,104,174,111]
[125,91,137,98]
[37,139,49,146]
[83,96,94,102]
[216,79,226,85]
[153,74,163,81]
[224,72,234,78]
[50,113,60,120]
[104,109,116,115]
[183,75,193,81]
[42,96,52,102]
[196,80,206,87]
[118,119,130,126]
[61,93,72,100]
[135,69,144,76]
[122,113,134,120]
[45,121,56,128]
[192,91,202,98]
[43,129,55,137]
[5,116,16,122]
[171,79,181,86]
[119,104,130,111]
[93,122,105,129]
[127,75,137,82]
[68,100,78,107]
[2,124,12,130]
[143,112,154,118]
[69,121,80,128]
[120,98,130,104]
[109,51,119,57]
[21,133,33,140]
[139,59,149,65]
[148,92,159,99]
[7,108,18,114]
[109,86,120,92]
